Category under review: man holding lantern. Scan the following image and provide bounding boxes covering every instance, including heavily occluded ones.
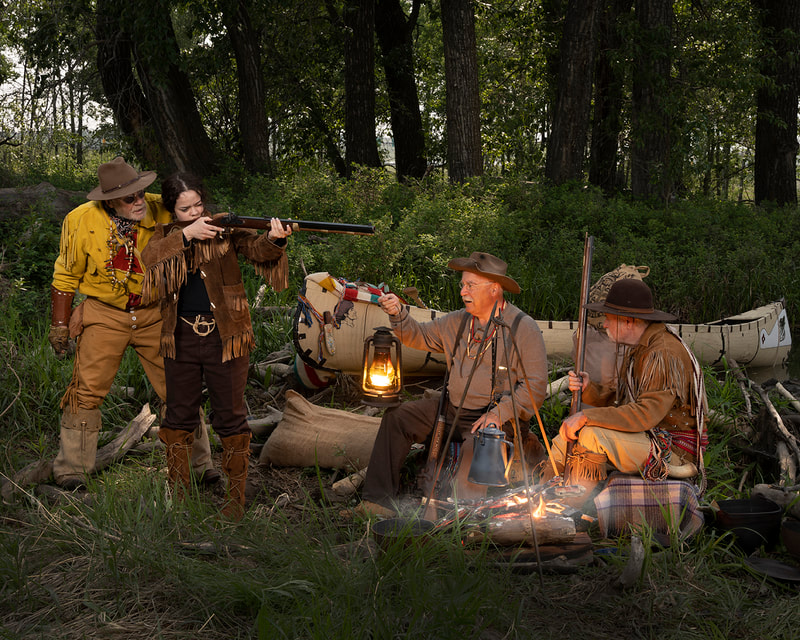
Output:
[356,251,548,518]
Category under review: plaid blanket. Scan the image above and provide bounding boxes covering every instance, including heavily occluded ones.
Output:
[594,473,704,538]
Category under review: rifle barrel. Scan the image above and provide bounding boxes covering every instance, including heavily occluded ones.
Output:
[211,213,375,235]
[571,233,595,415]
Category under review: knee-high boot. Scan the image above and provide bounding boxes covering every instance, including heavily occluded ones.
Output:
[159,427,195,502]
[53,407,102,489]
[220,433,250,520]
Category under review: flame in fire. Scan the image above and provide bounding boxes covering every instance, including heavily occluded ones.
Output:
[532,494,547,518]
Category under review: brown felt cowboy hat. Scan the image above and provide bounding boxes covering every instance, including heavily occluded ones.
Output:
[86,156,157,201]
[448,251,521,294]
[584,278,676,322]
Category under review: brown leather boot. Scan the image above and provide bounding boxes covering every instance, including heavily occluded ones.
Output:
[159,427,195,502]
[220,433,251,521]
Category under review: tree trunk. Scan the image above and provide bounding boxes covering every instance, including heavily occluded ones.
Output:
[221,0,272,175]
[97,0,217,176]
[588,0,633,194]
[343,0,381,173]
[545,0,602,185]
[133,0,217,176]
[375,0,427,182]
[441,0,482,183]
[95,0,161,170]
[752,0,800,207]
[630,0,673,201]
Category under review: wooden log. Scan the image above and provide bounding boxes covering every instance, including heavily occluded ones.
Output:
[776,383,800,414]
[464,514,576,546]
[1,404,155,502]
[615,534,645,589]
[547,374,570,400]
[251,362,294,380]
[752,484,800,520]
[94,404,157,469]
[1,460,53,503]
[331,467,368,497]
[248,407,284,438]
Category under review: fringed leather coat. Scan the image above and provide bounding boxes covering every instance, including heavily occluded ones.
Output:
[581,322,708,466]
[141,218,288,362]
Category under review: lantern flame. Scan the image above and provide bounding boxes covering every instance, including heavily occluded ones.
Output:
[367,361,395,389]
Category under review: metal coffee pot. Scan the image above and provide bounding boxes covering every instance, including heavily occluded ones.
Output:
[468,424,515,486]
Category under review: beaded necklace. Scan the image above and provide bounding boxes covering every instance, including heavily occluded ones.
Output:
[465,301,504,359]
[105,213,138,291]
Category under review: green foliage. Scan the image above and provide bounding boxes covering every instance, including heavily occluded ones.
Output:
[216,170,799,333]
[1,164,799,639]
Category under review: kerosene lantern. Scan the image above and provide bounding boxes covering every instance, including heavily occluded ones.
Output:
[361,326,403,407]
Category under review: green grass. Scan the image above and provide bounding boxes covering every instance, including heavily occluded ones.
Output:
[2,166,800,637]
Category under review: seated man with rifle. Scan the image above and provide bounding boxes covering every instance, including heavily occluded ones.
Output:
[549,278,708,509]
[355,252,549,519]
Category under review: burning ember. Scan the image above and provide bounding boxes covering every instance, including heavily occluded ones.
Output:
[441,486,580,547]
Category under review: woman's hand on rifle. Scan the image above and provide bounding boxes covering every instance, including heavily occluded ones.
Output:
[182,216,219,241]
[267,217,293,240]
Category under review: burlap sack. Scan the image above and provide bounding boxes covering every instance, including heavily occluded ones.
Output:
[587,264,649,330]
[258,390,381,471]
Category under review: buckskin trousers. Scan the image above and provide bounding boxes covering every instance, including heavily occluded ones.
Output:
[59,298,214,475]
[550,426,652,478]
[162,319,250,439]
[362,396,486,508]
[62,297,165,411]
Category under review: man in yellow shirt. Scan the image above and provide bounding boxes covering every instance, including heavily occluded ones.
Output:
[48,157,217,489]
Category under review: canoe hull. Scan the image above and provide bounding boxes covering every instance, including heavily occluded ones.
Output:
[292,272,792,384]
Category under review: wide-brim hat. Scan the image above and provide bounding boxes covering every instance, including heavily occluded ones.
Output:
[448,251,521,294]
[584,278,676,322]
[86,156,157,201]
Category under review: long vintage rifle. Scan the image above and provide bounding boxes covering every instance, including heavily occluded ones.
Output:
[563,233,594,484]
[174,212,376,236]
[421,302,498,523]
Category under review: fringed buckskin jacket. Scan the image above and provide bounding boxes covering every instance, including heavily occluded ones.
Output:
[52,194,170,309]
[581,322,708,467]
[141,218,288,362]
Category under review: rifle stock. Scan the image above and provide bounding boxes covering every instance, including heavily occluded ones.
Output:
[208,212,375,235]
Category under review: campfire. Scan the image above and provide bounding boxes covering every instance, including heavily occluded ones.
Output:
[434,483,583,547]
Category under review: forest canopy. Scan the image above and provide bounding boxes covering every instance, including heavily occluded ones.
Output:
[0,0,797,205]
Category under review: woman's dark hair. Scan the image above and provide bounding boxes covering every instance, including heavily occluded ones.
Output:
[161,172,209,214]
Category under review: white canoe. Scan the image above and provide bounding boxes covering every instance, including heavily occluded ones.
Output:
[292,272,792,386]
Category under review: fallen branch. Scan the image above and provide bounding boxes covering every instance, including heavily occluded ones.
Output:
[776,383,800,414]
[95,404,158,469]
[751,383,800,484]
[726,358,753,423]
[1,404,156,502]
